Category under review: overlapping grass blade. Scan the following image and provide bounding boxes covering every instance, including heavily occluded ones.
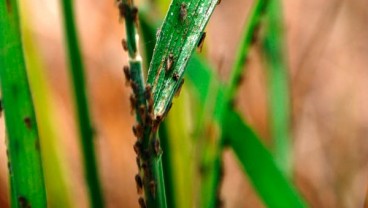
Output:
[223,111,305,208]
[262,0,291,175]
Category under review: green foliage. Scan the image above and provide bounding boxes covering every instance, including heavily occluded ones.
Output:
[0,0,46,207]
[60,0,104,206]
[0,0,307,207]
[262,0,292,175]
[21,3,73,206]
[223,111,305,207]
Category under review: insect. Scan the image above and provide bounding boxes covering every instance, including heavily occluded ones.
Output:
[136,157,141,169]
[133,140,142,155]
[175,79,185,97]
[138,104,146,121]
[149,180,156,198]
[129,95,136,113]
[117,1,126,19]
[121,39,128,51]
[132,6,139,24]
[152,138,161,156]
[179,3,187,22]
[18,196,30,208]
[132,124,143,138]
[130,81,138,93]
[24,117,32,129]
[145,84,152,101]
[135,174,143,194]
[166,53,174,72]
[197,32,206,52]
[217,0,222,5]
[152,115,162,132]
[138,197,147,208]
[123,66,131,85]
[173,72,179,81]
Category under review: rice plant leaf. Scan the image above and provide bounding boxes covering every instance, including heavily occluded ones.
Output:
[262,0,291,175]
[60,0,104,206]
[20,3,73,206]
[223,111,306,208]
[147,0,219,117]
[0,0,47,207]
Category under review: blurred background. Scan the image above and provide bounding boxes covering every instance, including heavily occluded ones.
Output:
[1,0,368,207]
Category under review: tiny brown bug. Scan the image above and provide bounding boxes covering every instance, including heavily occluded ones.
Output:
[197,32,206,52]
[135,174,143,194]
[132,124,143,138]
[175,79,185,97]
[217,0,222,5]
[129,94,136,114]
[149,180,156,198]
[24,117,32,129]
[153,138,161,156]
[130,81,138,92]
[138,197,147,208]
[117,1,126,19]
[18,196,30,208]
[138,104,146,121]
[166,53,174,72]
[173,72,179,81]
[132,6,139,24]
[153,115,163,132]
[121,39,128,51]
[145,84,152,101]
[133,141,142,155]
[179,3,187,22]
[148,101,154,114]
[136,157,141,168]
[145,112,153,126]
[123,66,131,85]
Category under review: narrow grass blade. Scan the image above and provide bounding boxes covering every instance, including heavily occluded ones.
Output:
[227,0,267,99]
[262,0,291,175]
[20,3,73,207]
[0,0,47,207]
[223,111,306,208]
[60,0,104,206]
[147,0,218,117]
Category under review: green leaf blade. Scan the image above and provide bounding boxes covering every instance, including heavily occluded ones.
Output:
[223,111,306,208]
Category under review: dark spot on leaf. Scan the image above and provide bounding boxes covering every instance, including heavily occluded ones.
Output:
[24,117,32,129]
[6,0,12,12]
[18,196,31,208]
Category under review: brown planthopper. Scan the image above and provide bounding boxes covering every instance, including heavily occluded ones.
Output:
[132,124,143,139]
[123,66,131,85]
[173,72,179,81]
[135,174,143,194]
[138,197,147,208]
[166,53,174,72]
[197,32,206,52]
[24,117,32,129]
[129,94,136,114]
[152,137,161,156]
[133,140,142,156]
[149,180,156,198]
[179,3,187,22]
[121,39,128,51]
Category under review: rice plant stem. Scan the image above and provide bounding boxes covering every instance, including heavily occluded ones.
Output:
[118,0,168,207]
[60,0,104,207]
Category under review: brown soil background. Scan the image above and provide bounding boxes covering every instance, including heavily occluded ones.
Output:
[1,0,368,207]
